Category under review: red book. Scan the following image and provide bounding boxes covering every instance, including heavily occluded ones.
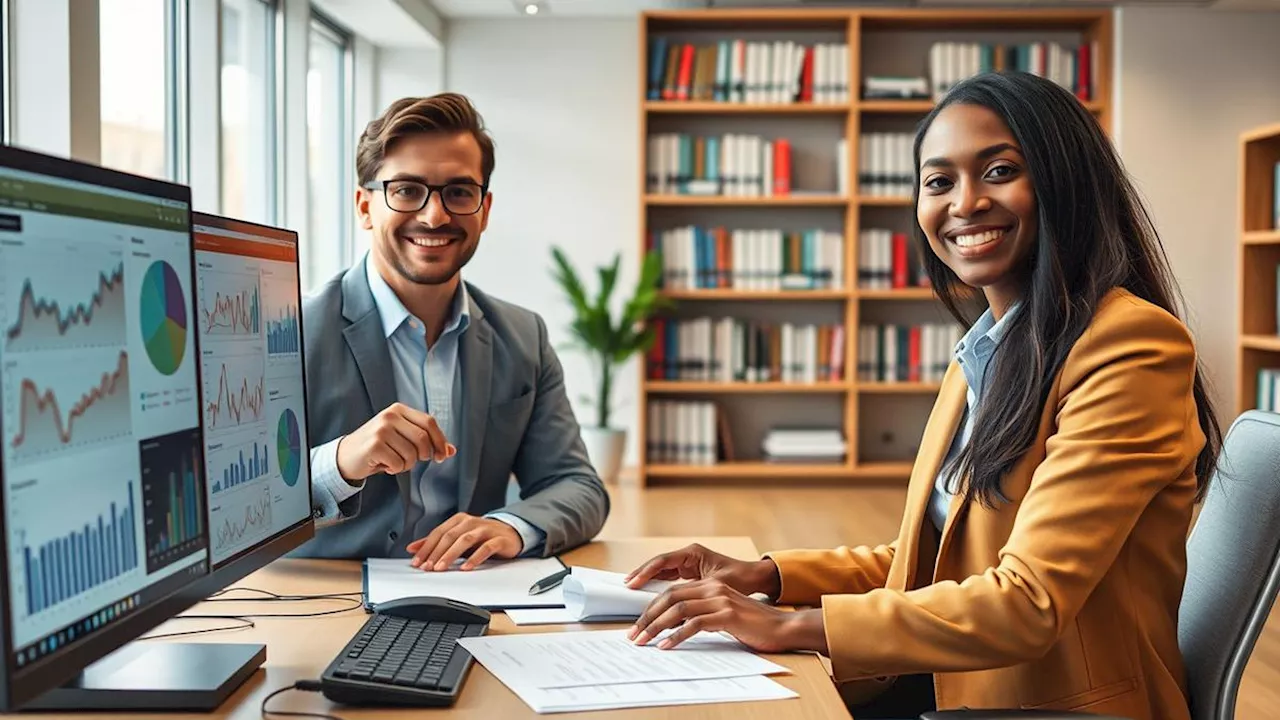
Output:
[773,139,792,195]
[908,326,922,382]
[892,232,909,289]
[676,44,695,100]
[649,318,666,380]
[800,47,814,103]
[1076,43,1092,102]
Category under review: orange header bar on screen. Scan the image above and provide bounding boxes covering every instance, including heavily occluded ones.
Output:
[193,221,298,263]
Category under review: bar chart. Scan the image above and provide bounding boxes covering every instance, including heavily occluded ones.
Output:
[210,440,269,494]
[266,305,299,355]
[141,429,207,573]
[19,482,138,616]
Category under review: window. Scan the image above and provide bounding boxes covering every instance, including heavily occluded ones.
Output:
[100,0,174,179]
[305,13,351,291]
[220,0,277,224]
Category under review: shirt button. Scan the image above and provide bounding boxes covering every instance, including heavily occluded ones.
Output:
[388,531,399,542]
[408,320,419,330]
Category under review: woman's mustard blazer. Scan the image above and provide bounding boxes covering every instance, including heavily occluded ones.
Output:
[767,287,1206,720]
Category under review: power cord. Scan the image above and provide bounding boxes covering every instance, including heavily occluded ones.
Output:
[260,680,347,720]
[138,587,365,641]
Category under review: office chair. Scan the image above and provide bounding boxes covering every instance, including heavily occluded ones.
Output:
[921,410,1280,720]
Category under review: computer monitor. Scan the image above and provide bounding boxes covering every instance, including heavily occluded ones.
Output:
[0,145,219,711]
[189,211,314,579]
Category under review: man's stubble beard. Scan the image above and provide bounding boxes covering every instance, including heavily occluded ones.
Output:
[387,234,479,286]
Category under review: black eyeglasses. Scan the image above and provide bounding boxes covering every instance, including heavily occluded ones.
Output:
[362,179,488,215]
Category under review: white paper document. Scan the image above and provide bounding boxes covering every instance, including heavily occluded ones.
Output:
[511,675,798,714]
[457,628,789,689]
[364,556,567,609]
[561,566,673,620]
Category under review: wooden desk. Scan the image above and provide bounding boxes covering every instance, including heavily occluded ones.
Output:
[19,537,849,719]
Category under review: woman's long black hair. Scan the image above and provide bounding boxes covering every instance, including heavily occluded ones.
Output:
[913,71,1222,505]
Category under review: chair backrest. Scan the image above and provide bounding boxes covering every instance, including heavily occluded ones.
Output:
[1180,410,1280,720]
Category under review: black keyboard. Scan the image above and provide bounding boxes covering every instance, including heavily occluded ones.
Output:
[319,612,489,707]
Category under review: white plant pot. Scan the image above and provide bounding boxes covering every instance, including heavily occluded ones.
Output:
[581,426,627,484]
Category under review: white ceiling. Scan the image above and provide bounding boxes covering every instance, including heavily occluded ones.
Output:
[313,0,442,46]
[425,0,1279,17]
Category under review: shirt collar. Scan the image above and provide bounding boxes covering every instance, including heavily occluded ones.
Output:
[954,301,1020,359]
[364,253,471,340]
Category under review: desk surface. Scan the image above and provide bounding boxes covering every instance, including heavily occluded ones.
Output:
[18,537,849,719]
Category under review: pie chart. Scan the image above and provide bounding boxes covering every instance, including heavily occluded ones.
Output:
[140,260,188,376]
[277,408,302,487]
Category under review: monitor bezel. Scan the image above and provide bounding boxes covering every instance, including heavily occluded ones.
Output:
[187,210,316,585]
[0,144,214,711]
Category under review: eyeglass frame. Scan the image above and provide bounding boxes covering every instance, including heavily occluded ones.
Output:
[360,178,490,216]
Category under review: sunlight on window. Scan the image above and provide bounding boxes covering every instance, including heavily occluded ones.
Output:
[99,0,168,179]
[221,0,275,224]
[306,21,347,291]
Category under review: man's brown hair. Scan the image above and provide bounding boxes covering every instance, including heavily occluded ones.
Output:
[356,93,495,187]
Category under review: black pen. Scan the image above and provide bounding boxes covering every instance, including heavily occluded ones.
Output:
[528,567,571,595]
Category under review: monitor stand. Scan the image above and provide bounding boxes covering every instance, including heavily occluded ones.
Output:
[21,642,265,712]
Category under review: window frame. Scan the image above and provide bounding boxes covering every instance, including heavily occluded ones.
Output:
[218,0,281,224]
[308,7,355,272]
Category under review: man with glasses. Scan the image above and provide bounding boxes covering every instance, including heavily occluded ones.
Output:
[294,93,610,567]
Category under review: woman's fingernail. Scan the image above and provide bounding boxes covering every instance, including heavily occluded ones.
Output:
[657,639,673,650]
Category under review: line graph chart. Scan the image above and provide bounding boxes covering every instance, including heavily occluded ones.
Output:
[211,482,273,561]
[5,351,133,462]
[202,352,266,431]
[4,244,126,353]
[198,268,260,338]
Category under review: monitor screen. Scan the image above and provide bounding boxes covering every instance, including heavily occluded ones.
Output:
[192,214,312,569]
[0,160,209,673]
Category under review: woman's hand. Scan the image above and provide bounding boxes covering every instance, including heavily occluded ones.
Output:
[625,578,828,655]
[624,543,782,598]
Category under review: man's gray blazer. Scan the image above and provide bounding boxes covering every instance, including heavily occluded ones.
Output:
[290,259,610,559]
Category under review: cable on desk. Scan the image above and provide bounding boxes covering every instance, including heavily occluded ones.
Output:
[138,615,256,640]
[260,680,346,720]
[208,587,364,602]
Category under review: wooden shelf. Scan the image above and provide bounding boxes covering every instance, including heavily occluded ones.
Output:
[852,461,915,479]
[857,382,943,394]
[1242,335,1280,352]
[646,381,848,394]
[857,195,913,207]
[659,289,849,301]
[859,99,1102,114]
[858,288,936,300]
[1243,230,1280,246]
[646,194,848,207]
[646,101,850,115]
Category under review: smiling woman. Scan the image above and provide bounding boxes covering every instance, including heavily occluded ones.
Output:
[623,71,1224,720]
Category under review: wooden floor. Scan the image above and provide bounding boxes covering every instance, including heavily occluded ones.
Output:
[598,483,1280,719]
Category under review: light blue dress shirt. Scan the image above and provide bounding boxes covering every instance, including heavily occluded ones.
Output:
[308,256,545,554]
[928,304,1019,532]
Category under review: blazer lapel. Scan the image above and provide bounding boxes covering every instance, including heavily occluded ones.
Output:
[340,260,411,508]
[901,363,968,588]
[458,304,492,513]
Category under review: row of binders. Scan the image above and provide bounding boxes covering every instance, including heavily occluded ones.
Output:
[645,400,722,465]
[859,228,930,290]
[648,317,847,384]
[1258,369,1280,414]
[859,132,914,197]
[647,133,849,197]
[647,38,851,105]
[858,323,964,384]
[650,226,844,291]
[929,41,1099,102]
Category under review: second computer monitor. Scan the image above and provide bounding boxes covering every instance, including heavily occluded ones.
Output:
[191,212,313,576]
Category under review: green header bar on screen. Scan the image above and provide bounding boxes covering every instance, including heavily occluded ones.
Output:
[0,176,188,231]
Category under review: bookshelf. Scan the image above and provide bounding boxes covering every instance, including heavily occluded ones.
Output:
[637,8,1113,486]
[1239,122,1280,415]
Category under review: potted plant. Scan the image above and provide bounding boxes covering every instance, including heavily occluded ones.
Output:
[550,247,667,484]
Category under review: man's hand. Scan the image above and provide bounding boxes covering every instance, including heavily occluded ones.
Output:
[406,513,523,571]
[336,402,455,481]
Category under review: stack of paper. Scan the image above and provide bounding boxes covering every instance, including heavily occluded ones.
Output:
[363,556,567,609]
[457,628,797,714]
[505,567,671,625]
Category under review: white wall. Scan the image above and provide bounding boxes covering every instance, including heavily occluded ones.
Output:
[1116,6,1280,426]
[444,19,640,457]
[377,48,446,111]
